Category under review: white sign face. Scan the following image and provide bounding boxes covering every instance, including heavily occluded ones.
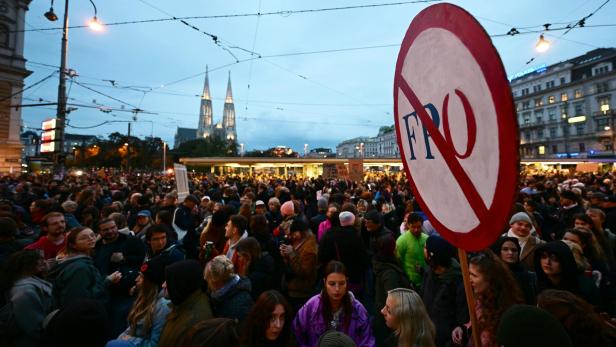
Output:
[394,4,518,251]
[174,163,189,203]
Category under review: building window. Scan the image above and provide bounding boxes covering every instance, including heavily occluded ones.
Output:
[546,80,555,89]
[523,112,531,124]
[548,95,555,104]
[534,98,543,107]
[574,103,584,116]
[560,104,568,117]
[561,93,568,102]
[560,77,566,85]
[524,131,531,141]
[574,89,583,98]
[534,110,543,123]
[522,101,530,110]
[597,118,609,128]
[599,96,611,113]
[576,124,585,135]
[549,127,557,138]
[579,143,586,152]
[597,82,610,94]
[536,129,544,138]
[548,107,556,121]
[533,85,542,93]
[552,145,558,153]
[594,66,611,76]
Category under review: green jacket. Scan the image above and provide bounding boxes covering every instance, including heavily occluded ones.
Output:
[395,231,428,288]
[158,290,213,347]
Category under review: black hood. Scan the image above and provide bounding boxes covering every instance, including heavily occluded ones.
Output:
[533,241,579,291]
[165,259,203,305]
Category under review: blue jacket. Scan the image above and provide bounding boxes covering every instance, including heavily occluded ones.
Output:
[117,291,171,347]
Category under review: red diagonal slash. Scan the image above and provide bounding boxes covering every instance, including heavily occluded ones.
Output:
[398,76,489,221]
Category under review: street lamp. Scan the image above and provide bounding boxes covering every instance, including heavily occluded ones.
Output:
[304,143,308,157]
[46,0,101,174]
[162,141,167,173]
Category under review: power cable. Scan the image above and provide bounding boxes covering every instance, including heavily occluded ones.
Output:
[72,80,139,109]
[0,71,57,102]
[15,0,442,33]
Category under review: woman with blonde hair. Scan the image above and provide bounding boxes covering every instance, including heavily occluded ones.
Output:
[381,288,435,347]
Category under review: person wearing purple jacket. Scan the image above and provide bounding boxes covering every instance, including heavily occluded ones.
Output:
[292,260,375,347]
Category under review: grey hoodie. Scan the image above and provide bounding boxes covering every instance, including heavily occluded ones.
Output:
[10,276,53,347]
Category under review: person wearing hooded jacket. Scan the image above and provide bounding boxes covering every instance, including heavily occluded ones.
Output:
[158,260,213,347]
[47,227,122,309]
[534,240,601,308]
[205,255,254,323]
[420,236,468,347]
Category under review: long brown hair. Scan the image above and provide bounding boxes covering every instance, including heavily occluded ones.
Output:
[320,261,353,333]
[241,290,293,347]
[126,275,160,334]
[469,250,523,341]
[65,226,93,255]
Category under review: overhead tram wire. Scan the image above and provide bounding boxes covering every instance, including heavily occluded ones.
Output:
[0,71,57,102]
[15,0,443,33]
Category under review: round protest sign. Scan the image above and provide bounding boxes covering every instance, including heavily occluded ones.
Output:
[393,3,518,251]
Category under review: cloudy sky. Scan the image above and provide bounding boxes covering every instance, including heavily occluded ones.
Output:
[21,0,616,151]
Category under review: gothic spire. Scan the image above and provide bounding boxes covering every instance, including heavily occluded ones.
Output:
[201,65,211,100]
[225,70,233,103]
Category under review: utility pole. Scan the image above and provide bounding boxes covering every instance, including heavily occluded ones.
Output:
[127,122,131,172]
[55,0,70,175]
[162,141,166,173]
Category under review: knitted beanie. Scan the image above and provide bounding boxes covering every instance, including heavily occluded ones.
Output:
[318,330,357,347]
[280,201,295,217]
[509,212,532,225]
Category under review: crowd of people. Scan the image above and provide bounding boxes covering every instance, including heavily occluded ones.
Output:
[1,169,616,347]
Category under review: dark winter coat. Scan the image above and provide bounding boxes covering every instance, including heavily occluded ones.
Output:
[246,252,274,300]
[421,260,469,347]
[319,225,369,284]
[210,276,254,323]
[8,276,53,347]
[47,255,109,309]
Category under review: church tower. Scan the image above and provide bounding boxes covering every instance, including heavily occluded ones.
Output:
[221,71,237,141]
[197,66,213,138]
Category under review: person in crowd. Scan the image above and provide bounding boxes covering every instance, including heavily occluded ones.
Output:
[204,255,254,322]
[254,200,267,216]
[199,209,229,261]
[25,212,67,260]
[79,206,100,232]
[143,223,184,264]
[533,240,601,307]
[310,198,328,235]
[108,212,134,237]
[380,288,436,347]
[280,218,318,312]
[173,195,201,259]
[182,318,241,347]
[158,260,213,347]
[133,210,153,240]
[223,214,249,270]
[363,210,397,256]
[43,298,110,347]
[504,212,544,270]
[277,200,298,239]
[1,250,52,347]
[249,213,276,257]
[241,290,296,347]
[292,260,375,347]
[563,227,610,280]
[93,218,146,337]
[587,208,616,257]
[573,213,615,267]
[267,197,283,232]
[373,233,412,346]
[421,235,468,347]
[61,200,81,230]
[0,217,30,267]
[318,203,340,241]
[537,289,610,347]
[48,227,122,308]
[396,213,428,289]
[495,305,574,347]
[559,190,585,236]
[236,236,274,300]
[319,211,369,297]
[491,237,538,304]
[106,258,171,347]
[452,251,523,347]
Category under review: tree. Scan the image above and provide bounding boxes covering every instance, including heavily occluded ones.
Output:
[172,137,238,159]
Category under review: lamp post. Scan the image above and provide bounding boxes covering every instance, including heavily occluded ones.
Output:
[45,0,102,174]
[162,140,167,173]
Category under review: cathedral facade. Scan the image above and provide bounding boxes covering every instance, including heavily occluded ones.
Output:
[196,67,237,142]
